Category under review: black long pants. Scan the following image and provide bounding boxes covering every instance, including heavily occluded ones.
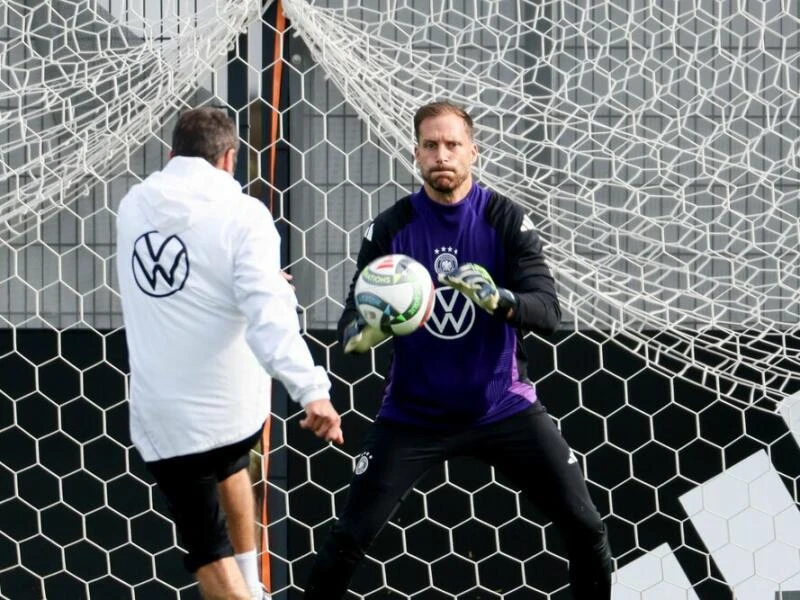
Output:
[302,403,613,599]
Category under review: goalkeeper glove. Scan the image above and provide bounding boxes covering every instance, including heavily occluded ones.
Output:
[342,315,390,354]
[438,263,517,317]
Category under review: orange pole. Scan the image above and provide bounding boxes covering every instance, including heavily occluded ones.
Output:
[267,1,286,214]
[260,417,272,591]
[261,0,286,592]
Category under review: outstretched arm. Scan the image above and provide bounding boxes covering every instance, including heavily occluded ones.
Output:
[233,201,343,444]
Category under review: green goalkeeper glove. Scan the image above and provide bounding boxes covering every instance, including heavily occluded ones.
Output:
[438,263,517,317]
[342,315,390,354]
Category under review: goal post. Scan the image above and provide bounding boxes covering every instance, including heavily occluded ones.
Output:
[1,1,800,599]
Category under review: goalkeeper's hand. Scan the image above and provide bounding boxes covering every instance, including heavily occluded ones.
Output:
[342,315,391,354]
[438,263,517,317]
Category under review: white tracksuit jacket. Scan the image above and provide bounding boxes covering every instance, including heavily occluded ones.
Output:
[116,156,330,462]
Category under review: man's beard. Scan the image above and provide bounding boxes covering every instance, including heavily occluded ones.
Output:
[424,168,465,193]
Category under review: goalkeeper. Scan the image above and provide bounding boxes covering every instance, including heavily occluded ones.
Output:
[303,101,612,599]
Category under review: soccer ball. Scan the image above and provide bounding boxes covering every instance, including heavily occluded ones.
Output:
[354,254,435,336]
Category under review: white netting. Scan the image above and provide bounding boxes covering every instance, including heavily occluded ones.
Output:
[283,0,800,409]
[0,0,261,238]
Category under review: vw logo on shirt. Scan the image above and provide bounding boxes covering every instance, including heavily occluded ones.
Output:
[131,231,190,297]
[425,287,476,339]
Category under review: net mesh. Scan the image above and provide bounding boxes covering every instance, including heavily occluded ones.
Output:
[0,0,261,239]
[1,1,800,599]
[282,0,800,409]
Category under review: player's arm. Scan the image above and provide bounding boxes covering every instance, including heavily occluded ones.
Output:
[501,222,561,334]
[440,195,560,335]
[494,198,561,334]
[233,200,343,444]
[337,220,393,354]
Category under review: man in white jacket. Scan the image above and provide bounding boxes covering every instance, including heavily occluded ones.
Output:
[116,107,342,600]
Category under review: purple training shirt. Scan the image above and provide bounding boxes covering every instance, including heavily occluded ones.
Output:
[377,184,537,429]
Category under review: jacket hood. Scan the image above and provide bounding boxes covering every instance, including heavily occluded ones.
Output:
[136,156,242,234]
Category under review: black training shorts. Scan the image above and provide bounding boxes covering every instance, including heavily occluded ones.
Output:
[146,427,262,572]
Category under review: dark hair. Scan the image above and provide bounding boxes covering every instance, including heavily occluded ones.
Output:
[170,107,239,164]
[413,101,474,141]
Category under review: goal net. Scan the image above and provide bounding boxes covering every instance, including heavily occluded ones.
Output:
[2,0,800,599]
